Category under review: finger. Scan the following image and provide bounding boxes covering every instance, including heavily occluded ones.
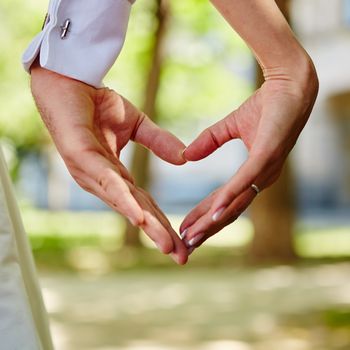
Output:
[184,113,239,161]
[141,212,175,255]
[138,190,188,265]
[183,188,255,250]
[182,151,282,248]
[132,190,175,255]
[73,150,144,226]
[179,190,217,236]
[188,160,282,247]
[210,154,269,219]
[132,114,186,165]
[107,193,175,256]
[90,183,175,256]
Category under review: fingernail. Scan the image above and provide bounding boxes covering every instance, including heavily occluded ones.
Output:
[155,242,162,251]
[188,247,195,255]
[212,207,226,222]
[170,253,180,264]
[128,217,137,226]
[180,228,188,239]
[187,233,205,247]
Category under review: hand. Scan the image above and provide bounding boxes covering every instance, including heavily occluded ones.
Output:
[180,61,318,252]
[30,64,189,264]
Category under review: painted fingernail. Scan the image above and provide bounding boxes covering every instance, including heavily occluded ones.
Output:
[188,247,195,255]
[187,233,205,247]
[180,228,188,239]
[212,207,226,222]
[170,253,180,264]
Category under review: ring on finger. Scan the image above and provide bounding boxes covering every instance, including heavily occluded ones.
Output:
[251,183,260,195]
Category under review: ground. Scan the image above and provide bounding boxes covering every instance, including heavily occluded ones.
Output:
[40,261,350,350]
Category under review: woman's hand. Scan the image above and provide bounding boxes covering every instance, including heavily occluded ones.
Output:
[31,65,189,265]
[180,61,318,252]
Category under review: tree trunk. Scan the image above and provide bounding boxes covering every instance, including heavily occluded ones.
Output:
[248,162,297,263]
[247,0,297,263]
[124,0,170,246]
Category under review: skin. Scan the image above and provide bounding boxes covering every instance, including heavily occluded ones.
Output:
[30,63,189,265]
[180,0,319,252]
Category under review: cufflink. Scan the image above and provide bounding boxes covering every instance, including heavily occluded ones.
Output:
[60,19,71,39]
[41,13,50,30]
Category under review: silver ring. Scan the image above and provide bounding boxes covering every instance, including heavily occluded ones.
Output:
[251,184,260,195]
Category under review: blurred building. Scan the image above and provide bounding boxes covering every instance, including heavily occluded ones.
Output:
[291,0,350,219]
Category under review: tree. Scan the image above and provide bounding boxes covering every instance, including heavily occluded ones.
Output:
[248,0,297,263]
[123,0,170,246]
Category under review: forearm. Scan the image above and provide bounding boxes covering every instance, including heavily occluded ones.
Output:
[211,0,314,81]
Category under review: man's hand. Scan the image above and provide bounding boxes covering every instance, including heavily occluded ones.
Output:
[180,62,318,252]
[31,65,189,265]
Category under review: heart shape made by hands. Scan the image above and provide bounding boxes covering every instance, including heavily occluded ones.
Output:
[31,65,317,265]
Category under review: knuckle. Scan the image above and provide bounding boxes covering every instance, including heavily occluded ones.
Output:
[222,188,236,204]
[130,113,147,141]
[133,216,144,227]
[207,128,220,148]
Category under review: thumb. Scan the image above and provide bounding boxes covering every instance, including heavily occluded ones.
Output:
[184,113,239,161]
[133,114,186,165]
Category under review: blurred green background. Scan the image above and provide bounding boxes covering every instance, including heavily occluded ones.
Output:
[1,0,350,349]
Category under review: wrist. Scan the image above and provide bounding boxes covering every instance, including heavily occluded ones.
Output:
[262,50,319,99]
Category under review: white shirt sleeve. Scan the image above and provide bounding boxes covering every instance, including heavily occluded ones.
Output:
[22,0,136,88]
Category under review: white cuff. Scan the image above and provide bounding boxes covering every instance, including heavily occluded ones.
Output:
[22,0,135,88]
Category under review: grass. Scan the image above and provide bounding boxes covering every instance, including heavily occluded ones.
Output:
[19,207,350,272]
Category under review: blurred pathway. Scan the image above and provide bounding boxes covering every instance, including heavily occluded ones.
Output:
[39,262,350,350]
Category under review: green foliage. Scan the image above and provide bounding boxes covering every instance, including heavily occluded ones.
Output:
[0,0,49,150]
[22,208,350,271]
[323,309,350,328]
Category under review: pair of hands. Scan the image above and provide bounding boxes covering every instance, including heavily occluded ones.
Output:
[30,61,318,265]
